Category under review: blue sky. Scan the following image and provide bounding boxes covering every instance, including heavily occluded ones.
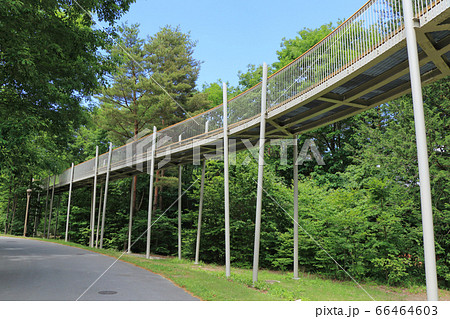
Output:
[115,0,368,88]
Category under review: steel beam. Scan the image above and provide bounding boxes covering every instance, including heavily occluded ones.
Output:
[252,62,268,283]
[416,30,449,74]
[100,142,113,249]
[403,0,439,301]
[64,163,74,242]
[267,119,293,137]
[146,126,157,259]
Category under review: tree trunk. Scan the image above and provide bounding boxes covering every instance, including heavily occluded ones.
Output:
[43,177,50,237]
[33,192,40,237]
[8,192,18,234]
[159,169,164,210]
[137,187,145,212]
[23,176,33,237]
[153,170,160,211]
[4,185,11,234]
[132,175,137,214]
[54,196,61,237]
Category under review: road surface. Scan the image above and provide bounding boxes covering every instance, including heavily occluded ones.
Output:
[0,236,198,301]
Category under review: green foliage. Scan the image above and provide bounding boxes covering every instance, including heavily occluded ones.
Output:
[201,80,239,106]
[180,151,293,269]
[96,23,208,145]
[274,22,339,70]
[372,255,413,286]
[0,0,133,176]
[1,9,448,294]
[237,64,276,91]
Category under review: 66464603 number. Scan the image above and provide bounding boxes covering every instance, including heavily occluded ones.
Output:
[375,306,437,316]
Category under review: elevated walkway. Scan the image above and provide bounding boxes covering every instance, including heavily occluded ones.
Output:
[48,0,449,191]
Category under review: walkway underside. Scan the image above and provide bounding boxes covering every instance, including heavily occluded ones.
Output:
[52,4,450,193]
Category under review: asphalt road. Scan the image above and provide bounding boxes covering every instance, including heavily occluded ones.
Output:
[0,236,198,301]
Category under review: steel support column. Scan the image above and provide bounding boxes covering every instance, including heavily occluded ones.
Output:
[146,126,157,259]
[100,142,113,249]
[195,121,209,265]
[64,163,74,242]
[47,175,56,239]
[293,136,299,279]
[178,134,183,260]
[252,62,268,283]
[90,146,99,247]
[223,83,231,278]
[402,0,438,301]
[127,177,136,253]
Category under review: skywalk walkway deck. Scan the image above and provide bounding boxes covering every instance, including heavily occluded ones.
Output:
[48,0,449,192]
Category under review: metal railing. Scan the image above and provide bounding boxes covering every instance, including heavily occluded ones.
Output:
[267,0,406,109]
[50,0,446,188]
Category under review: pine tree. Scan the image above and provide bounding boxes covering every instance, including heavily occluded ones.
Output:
[97,24,205,143]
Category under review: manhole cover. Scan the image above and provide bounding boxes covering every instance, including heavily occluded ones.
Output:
[98,290,117,295]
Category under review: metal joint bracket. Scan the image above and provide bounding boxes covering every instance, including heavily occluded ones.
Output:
[413,18,420,28]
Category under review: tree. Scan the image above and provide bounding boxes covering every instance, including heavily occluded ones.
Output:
[201,80,239,107]
[182,151,293,268]
[0,0,134,172]
[96,24,205,143]
[269,21,361,180]
[95,23,206,247]
[274,22,339,70]
[341,77,450,285]
[237,64,275,92]
[144,25,203,123]
[96,23,154,144]
[0,0,133,236]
